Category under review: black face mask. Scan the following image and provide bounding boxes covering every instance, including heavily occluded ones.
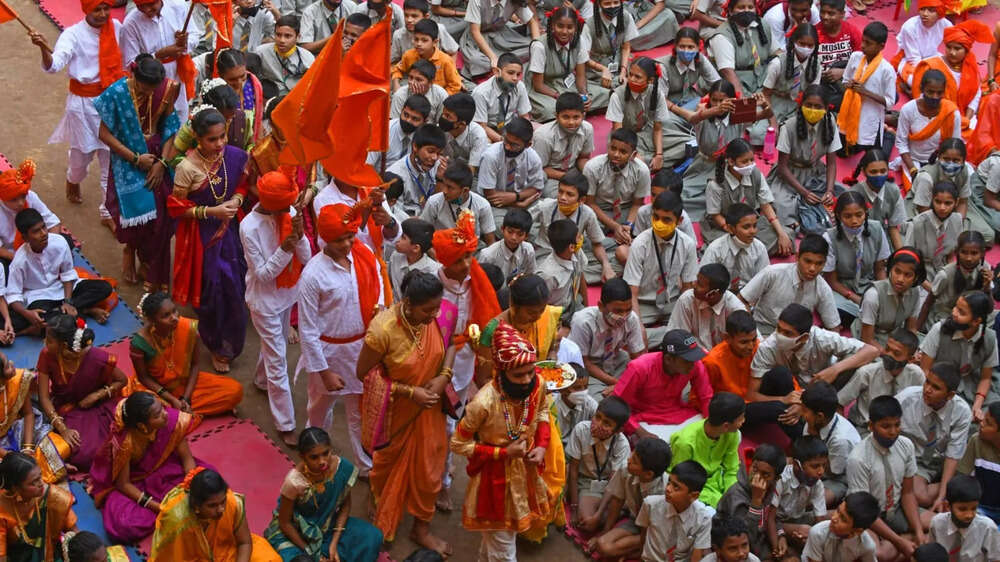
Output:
[881,354,906,372]
[952,513,973,529]
[603,5,622,18]
[238,4,260,16]
[438,117,456,132]
[369,1,386,12]
[731,10,756,27]
[500,373,537,400]
[609,160,625,172]
[923,96,942,110]
[873,432,897,450]
[794,464,819,487]
[504,147,524,158]
[399,119,417,135]
[943,317,972,333]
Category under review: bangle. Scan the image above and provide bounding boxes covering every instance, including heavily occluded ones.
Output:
[977,392,988,400]
[332,526,345,532]
[439,367,454,381]
[104,385,112,399]
[156,386,167,396]
[909,166,919,176]
[492,446,500,460]
[20,445,34,454]
[133,152,140,165]
[407,385,414,398]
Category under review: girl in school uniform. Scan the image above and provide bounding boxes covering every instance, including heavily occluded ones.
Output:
[847,149,907,250]
[762,23,821,124]
[918,230,993,329]
[582,0,637,89]
[911,140,985,241]
[766,85,841,231]
[905,180,965,284]
[606,57,685,172]
[857,246,925,346]
[659,27,721,110]
[823,190,892,324]
[624,0,679,51]
[702,138,793,255]
[459,0,539,78]
[666,79,771,221]
[527,7,608,121]
[971,147,1000,238]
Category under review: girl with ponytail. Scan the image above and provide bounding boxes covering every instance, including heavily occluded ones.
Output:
[622,0,679,51]
[857,246,925,345]
[846,148,906,249]
[583,0,635,88]
[662,27,721,109]
[918,230,992,328]
[606,57,683,171]
[823,190,890,325]
[762,23,821,122]
[0,453,77,561]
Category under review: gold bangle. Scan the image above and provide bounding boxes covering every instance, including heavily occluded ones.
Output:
[407,386,415,398]
[492,447,500,460]
[104,385,112,399]
[439,367,454,381]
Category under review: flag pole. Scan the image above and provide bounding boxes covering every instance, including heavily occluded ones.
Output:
[5,1,52,53]
[378,17,390,177]
[181,1,196,33]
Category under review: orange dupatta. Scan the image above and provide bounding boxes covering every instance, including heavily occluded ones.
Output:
[838,53,885,147]
[909,99,960,142]
[136,317,198,393]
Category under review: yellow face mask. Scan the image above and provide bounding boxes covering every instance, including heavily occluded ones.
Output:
[651,219,676,239]
[559,202,580,216]
[274,44,297,58]
[572,232,585,253]
[801,107,826,125]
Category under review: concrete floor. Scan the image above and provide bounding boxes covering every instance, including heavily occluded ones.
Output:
[0,2,586,558]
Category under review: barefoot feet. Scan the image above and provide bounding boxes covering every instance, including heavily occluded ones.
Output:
[411,519,452,558]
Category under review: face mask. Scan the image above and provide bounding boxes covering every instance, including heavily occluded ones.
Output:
[774,332,800,352]
[923,95,942,110]
[559,202,579,215]
[732,10,756,27]
[952,513,973,529]
[238,4,260,16]
[843,224,864,237]
[733,162,755,177]
[651,219,675,239]
[943,317,971,332]
[873,432,897,449]
[677,49,697,63]
[399,119,417,135]
[940,161,963,176]
[504,147,524,158]
[602,4,622,17]
[867,174,889,190]
[500,373,537,400]
[438,116,456,132]
[604,311,628,328]
[801,106,826,125]
[498,79,516,92]
[567,390,589,406]
[794,44,815,59]
[449,195,464,205]
[591,423,614,441]
[794,464,819,487]
[628,81,648,94]
[731,235,751,249]
[369,1,385,12]
[881,354,906,372]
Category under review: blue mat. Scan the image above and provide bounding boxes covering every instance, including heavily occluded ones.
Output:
[69,482,142,560]
[2,250,141,369]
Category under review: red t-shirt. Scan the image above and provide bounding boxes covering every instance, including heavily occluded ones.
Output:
[815,20,862,71]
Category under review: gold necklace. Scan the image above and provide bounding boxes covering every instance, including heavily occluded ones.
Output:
[198,150,228,203]
[148,327,176,373]
[127,78,155,136]
[398,306,425,355]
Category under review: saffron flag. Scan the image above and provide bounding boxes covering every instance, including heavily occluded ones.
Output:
[322,18,391,188]
[193,0,234,47]
[273,23,343,166]
[0,0,19,23]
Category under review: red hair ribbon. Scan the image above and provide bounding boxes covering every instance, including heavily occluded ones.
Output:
[713,145,727,158]
[655,63,663,78]
[828,103,836,111]
[574,8,585,25]
[182,467,207,490]
[795,91,804,105]
[894,248,923,263]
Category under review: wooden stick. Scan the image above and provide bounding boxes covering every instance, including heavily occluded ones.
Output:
[181,0,196,33]
[8,5,53,53]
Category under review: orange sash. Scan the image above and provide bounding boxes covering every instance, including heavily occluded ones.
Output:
[909,99,960,142]
[69,79,105,98]
[912,56,977,130]
[838,53,885,146]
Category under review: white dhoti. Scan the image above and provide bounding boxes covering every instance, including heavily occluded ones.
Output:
[250,306,295,433]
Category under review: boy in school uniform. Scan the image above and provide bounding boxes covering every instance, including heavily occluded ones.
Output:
[846,395,928,562]
[929,475,1000,561]
[477,208,535,279]
[419,159,496,244]
[623,191,698,340]
[388,218,440,300]
[389,60,449,123]
[239,172,313,446]
[471,52,533,144]
[568,278,646,398]
[631,169,698,256]
[702,310,759,400]
[959,402,1000,525]
[700,203,770,292]
[716,445,787,558]
[391,19,462,95]
[836,22,897,153]
[298,0,358,52]
[533,93,595,200]
[369,94,433,172]
[392,0,457,63]
[703,517,760,562]
[557,364,599,444]
[536,219,588,318]
[837,328,925,434]
[669,392,746,508]
[897,361,972,510]
[802,492,880,562]
[438,93,490,174]
[637,460,714,562]
[737,234,842,336]
[667,263,749,351]
[255,16,315,96]
[232,0,276,52]
[775,437,830,547]
[589,437,672,560]
[478,117,545,230]
[800,381,862,507]
[566,396,633,529]
[386,124,448,216]
[341,12,373,51]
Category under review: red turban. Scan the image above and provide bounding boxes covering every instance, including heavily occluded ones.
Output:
[943,20,993,50]
[0,159,34,202]
[491,321,537,371]
[917,0,945,16]
[432,210,478,267]
[80,0,126,90]
[257,171,302,288]
[317,203,361,244]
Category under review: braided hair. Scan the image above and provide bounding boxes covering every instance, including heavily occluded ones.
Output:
[850,148,890,184]
[706,79,737,114]
[952,231,987,296]
[593,0,624,40]
[628,57,661,114]
[941,290,993,357]
[670,27,702,66]
[785,23,819,86]
[48,314,94,353]
[714,138,753,185]
[545,7,582,53]
[138,291,171,322]
[727,0,767,48]
[833,190,871,241]
[928,137,968,165]
[795,84,836,146]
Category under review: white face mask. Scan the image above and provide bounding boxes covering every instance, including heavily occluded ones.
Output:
[731,236,751,249]
[733,163,756,177]
[793,45,815,60]
[774,332,800,352]
[567,390,589,406]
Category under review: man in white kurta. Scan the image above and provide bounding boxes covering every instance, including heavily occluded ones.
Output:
[119,0,202,121]
[239,173,313,446]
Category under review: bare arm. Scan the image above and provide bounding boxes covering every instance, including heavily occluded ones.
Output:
[234,503,253,562]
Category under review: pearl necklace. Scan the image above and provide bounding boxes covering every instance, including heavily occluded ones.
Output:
[500,390,531,441]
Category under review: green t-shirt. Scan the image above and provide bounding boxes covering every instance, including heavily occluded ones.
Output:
[668,419,741,507]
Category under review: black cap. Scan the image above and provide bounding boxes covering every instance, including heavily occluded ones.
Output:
[659,329,706,361]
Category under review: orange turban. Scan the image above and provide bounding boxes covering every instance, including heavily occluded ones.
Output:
[943,20,993,50]
[917,0,945,16]
[79,0,126,90]
[317,203,361,243]
[0,159,35,202]
[491,321,537,371]
[432,210,478,268]
[257,170,298,212]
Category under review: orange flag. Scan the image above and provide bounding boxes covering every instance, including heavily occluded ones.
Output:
[193,0,234,48]
[321,18,391,188]
[0,0,19,24]
[273,23,343,166]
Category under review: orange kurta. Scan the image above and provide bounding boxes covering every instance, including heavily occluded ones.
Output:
[365,306,447,541]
